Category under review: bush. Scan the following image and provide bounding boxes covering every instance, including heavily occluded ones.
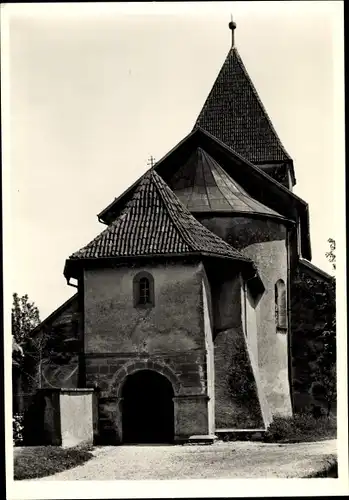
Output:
[13,414,24,446]
[306,457,338,478]
[263,413,336,443]
[14,445,94,480]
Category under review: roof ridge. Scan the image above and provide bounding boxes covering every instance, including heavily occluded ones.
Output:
[30,293,78,337]
[299,258,334,282]
[151,170,196,253]
[198,149,212,210]
[233,48,290,159]
[194,50,228,127]
[71,171,154,258]
[151,170,250,260]
[205,152,271,213]
[200,148,228,206]
[185,149,201,214]
[197,126,298,197]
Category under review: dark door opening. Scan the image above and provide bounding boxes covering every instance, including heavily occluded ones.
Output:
[122,370,174,444]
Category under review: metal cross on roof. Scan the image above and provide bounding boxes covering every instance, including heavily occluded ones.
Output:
[147,155,156,168]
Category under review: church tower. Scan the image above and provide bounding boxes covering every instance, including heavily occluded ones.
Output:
[195,21,295,190]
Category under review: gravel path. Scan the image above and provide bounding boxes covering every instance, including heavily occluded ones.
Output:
[36,439,337,480]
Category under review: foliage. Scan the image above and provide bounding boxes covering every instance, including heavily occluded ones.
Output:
[14,445,93,480]
[228,347,257,404]
[262,414,336,443]
[13,414,24,446]
[290,240,336,415]
[305,456,338,478]
[226,334,263,428]
[325,238,336,271]
[21,325,80,390]
[12,338,24,367]
[12,293,40,345]
[12,293,80,390]
[11,293,44,397]
[309,239,337,415]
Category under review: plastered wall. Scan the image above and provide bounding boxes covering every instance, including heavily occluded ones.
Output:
[198,215,292,417]
[83,260,212,443]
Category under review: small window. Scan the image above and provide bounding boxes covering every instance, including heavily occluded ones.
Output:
[139,277,150,305]
[133,272,154,308]
[275,279,287,330]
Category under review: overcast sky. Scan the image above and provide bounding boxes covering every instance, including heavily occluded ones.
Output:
[3,1,344,321]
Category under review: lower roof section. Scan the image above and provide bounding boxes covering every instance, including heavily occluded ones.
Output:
[65,170,259,281]
[299,259,334,283]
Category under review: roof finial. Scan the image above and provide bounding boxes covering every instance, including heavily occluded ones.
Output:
[228,15,237,48]
[147,155,156,168]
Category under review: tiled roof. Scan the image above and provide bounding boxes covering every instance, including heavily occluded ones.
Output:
[169,147,282,218]
[95,127,310,261]
[194,48,291,163]
[67,170,251,263]
[299,259,334,283]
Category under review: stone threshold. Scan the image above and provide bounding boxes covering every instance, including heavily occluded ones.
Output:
[216,428,266,432]
[37,388,96,393]
[215,428,267,441]
[186,434,218,445]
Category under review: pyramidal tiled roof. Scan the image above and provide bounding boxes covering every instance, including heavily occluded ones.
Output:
[66,170,251,264]
[194,47,291,163]
[169,147,283,217]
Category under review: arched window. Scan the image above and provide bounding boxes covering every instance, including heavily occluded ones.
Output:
[133,272,155,308]
[275,279,287,330]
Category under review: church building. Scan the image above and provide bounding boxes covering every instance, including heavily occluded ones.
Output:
[26,22,332,445]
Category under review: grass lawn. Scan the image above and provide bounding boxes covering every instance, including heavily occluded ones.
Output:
[14,445,94,480]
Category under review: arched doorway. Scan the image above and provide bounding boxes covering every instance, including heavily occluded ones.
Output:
[122,370,174,444]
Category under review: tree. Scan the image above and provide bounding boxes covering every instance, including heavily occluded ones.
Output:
[12,337,24,363]
[11,294,41,411]
[325,238,336,271]
[12,293,40,346]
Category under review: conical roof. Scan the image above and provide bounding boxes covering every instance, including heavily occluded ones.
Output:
[195,47,291,164]
[64,170,251,276]
[169,147,282,217]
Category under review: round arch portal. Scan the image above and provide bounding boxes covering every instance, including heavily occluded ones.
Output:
[111,359,181,398]
[121,369,175,444]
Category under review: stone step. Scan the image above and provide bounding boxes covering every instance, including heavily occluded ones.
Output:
[215,429,266,441]
[187,434,217,445]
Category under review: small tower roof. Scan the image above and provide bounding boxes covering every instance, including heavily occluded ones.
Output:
[169,147,283,218]
[64,170,253,279]
[194,25,291,164]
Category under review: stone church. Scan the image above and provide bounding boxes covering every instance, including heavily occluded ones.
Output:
[26,22,333,445]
